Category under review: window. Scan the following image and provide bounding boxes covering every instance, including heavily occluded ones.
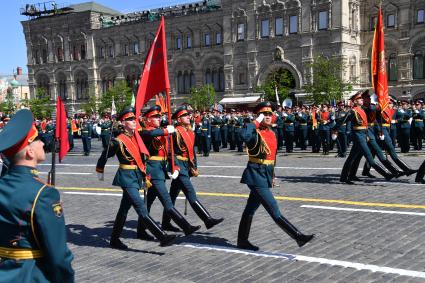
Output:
[237,23,245,41]
[413,52,424,79]
[216,32,222,45]
[186,35,192,48]
[318,11,328,30]
[108,46,114,57]
[57,47,64,62]
[176,36,181,49]
[261,19,269,38]
[100,47,105,58]
[417,9,424,24]
[133,42,139,54]
[34,50,40,64]
[238,72,246,85]
[275,17,283,36]
[123,44,129,56]
[205,33,211,46]
[72,46,79,61]
[388,54,397,81]
[370,16,377,30]
[177,71,183,94]
[81,44,86,59]
[387,14,395,28]
[289,15,298,34]
[42,49,48,63]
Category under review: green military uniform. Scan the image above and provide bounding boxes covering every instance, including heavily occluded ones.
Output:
[0,109,74,283]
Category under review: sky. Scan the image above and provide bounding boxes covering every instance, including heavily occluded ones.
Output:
[0,0,190,75]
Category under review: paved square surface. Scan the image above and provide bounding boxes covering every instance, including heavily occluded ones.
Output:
[41,139,425,282]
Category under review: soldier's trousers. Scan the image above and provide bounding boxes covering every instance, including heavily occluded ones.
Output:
[201,134,211,156]
[146,179,174,212]
[169,175,199,205]
[101,133,111,149]
[336,132,347,157]
[221,127,228,148]
[299,127,308,150]
[412,127,424,150]
[241,185,282,220]
[82,135,91,154]
[319,130,330,153]
[399,128,411,153]
[390,126,397,147]
[116,186,149,221]
[285,131,294,152]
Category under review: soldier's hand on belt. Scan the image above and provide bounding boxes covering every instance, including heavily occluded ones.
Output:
[166,125,175,133]
[97,172,104,181]
[379,134,385,140]
[331,132,338,140]
[171,170,179,179]
[255,113,264,123]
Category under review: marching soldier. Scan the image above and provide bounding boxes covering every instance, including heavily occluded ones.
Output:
[80,115,93,156]
[389,99,398,147]
[161,106,224,231]
[237,101,314,251]
[0,109,74,282]
[416,160,425,184]
[96,107,176,249]
[397,101,412,153]
[193,110,203,154]
[137,106,200,239]
[100,114,113,149]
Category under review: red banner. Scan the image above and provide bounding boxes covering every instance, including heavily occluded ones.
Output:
[55,96,70,162]
[371,8,392,123]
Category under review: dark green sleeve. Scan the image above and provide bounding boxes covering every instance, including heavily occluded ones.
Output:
[96,138,119,172]
[34,187,75,283]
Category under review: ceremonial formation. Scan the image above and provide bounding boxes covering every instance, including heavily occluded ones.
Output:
[1,6,425,282]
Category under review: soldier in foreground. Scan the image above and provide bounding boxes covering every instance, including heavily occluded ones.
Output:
[237,101,314,251]
[0,109,74,282]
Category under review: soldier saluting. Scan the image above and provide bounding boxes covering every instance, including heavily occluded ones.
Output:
[0,109,74,282]
[96,106,175,249]
[237,101,314,251]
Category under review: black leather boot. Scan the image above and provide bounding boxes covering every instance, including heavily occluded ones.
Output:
[136,218,154,241]
[161,211,181,232]
[361,161,376,178]
[237,214,259,251]
[394,158,418,176]
[110,213,128,250]
[381,159,404,178]
[142,215,176,247]
[275,215,314,247]
[415,161,425,183]
[371,163,394,180]
[191,201,224,229]
[167,208,201,236]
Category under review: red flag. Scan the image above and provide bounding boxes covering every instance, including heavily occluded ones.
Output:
[371,7,392,123]
[133,16,171,156]
[55,96,70,162]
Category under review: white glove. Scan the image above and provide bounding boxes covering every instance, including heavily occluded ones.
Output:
[171,170,179,179]
[166,125,175,133]
[415,110,419,113]
[283,113,288,117]
[256,113,265,123]
[198,123,202,126]
[379,134,385,141]
[97,172,104,181]
[298,113,302,117]
[331,133,338,141]
[400,109,405,113]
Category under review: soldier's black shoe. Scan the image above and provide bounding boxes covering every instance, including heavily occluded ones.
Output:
[343,180,355,185]
[296,234,315,248]
[361,172,376,178]
[275,215,314,248]
[143,215,176,247]
[159,234,177,247]
[191,201,224,230]
[167,208,201,236]
[137,230,155,241]
[161,222,181,232]
[237,240,259,251]
[394,159,417,176]
[415,179,425,184]
[110,238,128,250]
[350,176,361,181]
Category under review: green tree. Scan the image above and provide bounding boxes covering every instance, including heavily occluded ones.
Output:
[98,81,133,114]
[26,88,54,119]
[256,68,296,103]
[304,55,353,105]
[188,84,216,111]
[5,89,16,114]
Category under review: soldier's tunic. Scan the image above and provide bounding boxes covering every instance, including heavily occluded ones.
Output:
[318,111,332,154]
[296,112,308,150]
[283,113,295,153]
[210,115,222,152]
[0,166,74,283]
[81,121,93,155]
[200,116,211,156]
[397,108,412,153]
[334,109,349,157]
[100,120,112,149]
[412,109,424,150]
[220,115,228,148]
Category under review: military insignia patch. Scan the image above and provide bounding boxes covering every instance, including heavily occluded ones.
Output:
[52,203,63,217]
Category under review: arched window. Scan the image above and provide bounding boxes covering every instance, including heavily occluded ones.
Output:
[413,52,424,79]
[205,69,212,84]
[388,53,397,81]
[75,71,89,100]
[183,71,190,94]
[177,71,184,94]
[36,74,50,97]
[219,68,225,91]
[190,71,196,89]
[56,73,67,100]
[212,69,219,91]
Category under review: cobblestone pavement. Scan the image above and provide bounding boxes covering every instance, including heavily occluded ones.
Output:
[41,138,425,282]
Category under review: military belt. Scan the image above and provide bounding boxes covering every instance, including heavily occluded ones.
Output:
[382,123,390,127]
[119,164,137,170]
[201,129,209,131]
[0,247,44,260]
[176,156,189,161]
[149,156,167,161]
[212,125,220,127]
[369,123,376,126]
[353,126,367,130]
[415,119,424,122]
[391,120,397,123]
[248,157,275,165]
[285,123,294,125]
[82,131,89,133]
[300,123,307,126]
[234,126,241,128]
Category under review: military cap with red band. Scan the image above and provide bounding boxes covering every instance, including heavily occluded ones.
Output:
[172,105,190,120]
[144,105,162,118]
[118,106,136,121]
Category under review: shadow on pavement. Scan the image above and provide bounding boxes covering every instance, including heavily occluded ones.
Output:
[173,233,236,249]
[276,174,390,186]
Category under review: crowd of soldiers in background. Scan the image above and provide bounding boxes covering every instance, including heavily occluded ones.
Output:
[0,98,423,158]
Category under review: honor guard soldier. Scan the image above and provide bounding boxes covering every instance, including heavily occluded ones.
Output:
[234,111,245,152]
[96,107,176,249]
[318,105,332,155]
[80,115,93,156]
[337,91,395,184]
[227,109,237,150]
[296,106,309,150]
[397,101,412,153]
[389,97,398,146]
[412,100,424,150]
[100,114,113,149]
[43,119,54,153]
[237,101,314,251]
[334,102,349,157]
[67,118,74,151]
[137,106,200,239]
[220,111,229,148]
[200,112,211,156]
[193,110,203,154]
[161,106,224,232]
[210,109,222,152]
[0,109,74,282]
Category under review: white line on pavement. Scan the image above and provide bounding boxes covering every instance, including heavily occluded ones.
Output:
[198,175,241,179]
[39,172,92,175]
[63,191,186,200]
[301,205,425,216]
[179,243,425,279]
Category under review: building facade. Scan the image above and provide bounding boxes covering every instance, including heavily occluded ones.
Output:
[21,0,425,111]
